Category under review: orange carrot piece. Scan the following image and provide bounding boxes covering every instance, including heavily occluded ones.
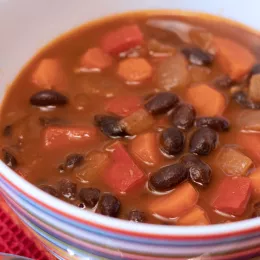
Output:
[80,47,113,70]
[177,206,210,226]
[149,182,199,218]
[105,95,141,117]
[117,58,153,83]
[237,133,260,163]
[249,168,260,197]
[130,132,160,166]
[186,84,226,116]
[101,24,144,55]
[43,126,97,149]
[32,58,67,90]
[214,37,255,80]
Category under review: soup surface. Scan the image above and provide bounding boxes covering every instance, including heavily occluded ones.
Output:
[1,11,260,225]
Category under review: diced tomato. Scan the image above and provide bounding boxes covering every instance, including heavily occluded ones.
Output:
[214,37,255,80]
[43,126,97,149]
[249,168,260,197]
[80,47,113,70]
[177,206,210,226]
[130,132,160,166]
[211,177,252,216]
[32,58,67,90]
[149,182,199,218]
[105,95,141,117]
[186,84,226,116]
[104,142,146,193]
[101,25,144,55]
[237,133,260,163]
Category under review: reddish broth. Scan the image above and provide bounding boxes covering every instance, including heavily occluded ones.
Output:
[1,12,260,225]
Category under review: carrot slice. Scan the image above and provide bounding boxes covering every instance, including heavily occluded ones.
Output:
[43,126,97,149]
[149,182,199,218]
[237,133,260,163]
[105,95,141,117]
[186,84,226,116]
[130,132,160,166]
[117,58,153,83]
[177,206,210,226]
[249,168,260,198]
[211,177,252,216]
[32,58,67,90]
[101,25,144,55]
[214,37,255,80]
[80,47,113,70]
[105,142,146,193]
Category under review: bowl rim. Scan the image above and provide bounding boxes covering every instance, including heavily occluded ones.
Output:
[1,161,260,239]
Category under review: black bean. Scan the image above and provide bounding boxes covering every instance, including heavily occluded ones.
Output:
[149,163,188,191]
[77,202,86,209]
[40,185,60,198]
[195,117,230,132]
[144,92,179,115]
[189,128,218,156]
[232,91,260,109]
[100,194,120,217]
[170,104,196,130]
[65,154,84,170]
[250,64,260,77]
[79,188,100,208]
[181,154,211,187]
[182,47,213,66]
[128,210,146,223]
[59,179,77,200]
[3,125,12,137]
[39,117,64,127]
[30,90,68,107]
[2,149,17,169]
[213,75,233,89]
[94,115,127,138]
[160,127,185,156]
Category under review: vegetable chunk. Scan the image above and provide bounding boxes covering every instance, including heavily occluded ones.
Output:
[237,133,260,162]
[101,25,144,55]
[249,168,260,197]
[43,126,97,149]
[211,177,252,216]
[214,37,255,80]
[186,84,226,116]
[120,108,155,135]
[105,95,141,117]
[177,206,210,225]
[80,47,113,70]
[149,182,198,218]
[32,58,67,90]
[249,74,260,102]
[105,142,146,193]
[130,132,160,166]
[117,58,153,83]
[217,147,253,176]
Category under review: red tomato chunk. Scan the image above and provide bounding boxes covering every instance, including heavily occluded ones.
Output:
[105,95,141,117]
[101,25,144,55]
[105,142,146,193]
[211,177,252,216]
[43,126,97,149]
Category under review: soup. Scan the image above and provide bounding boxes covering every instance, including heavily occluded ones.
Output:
[1,11,260,225]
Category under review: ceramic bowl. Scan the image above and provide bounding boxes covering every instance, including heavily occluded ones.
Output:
[1,1,260,259]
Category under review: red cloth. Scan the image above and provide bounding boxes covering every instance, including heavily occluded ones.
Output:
[0,200,50,260]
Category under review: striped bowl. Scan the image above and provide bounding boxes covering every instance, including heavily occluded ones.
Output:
[1,1,260,259]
